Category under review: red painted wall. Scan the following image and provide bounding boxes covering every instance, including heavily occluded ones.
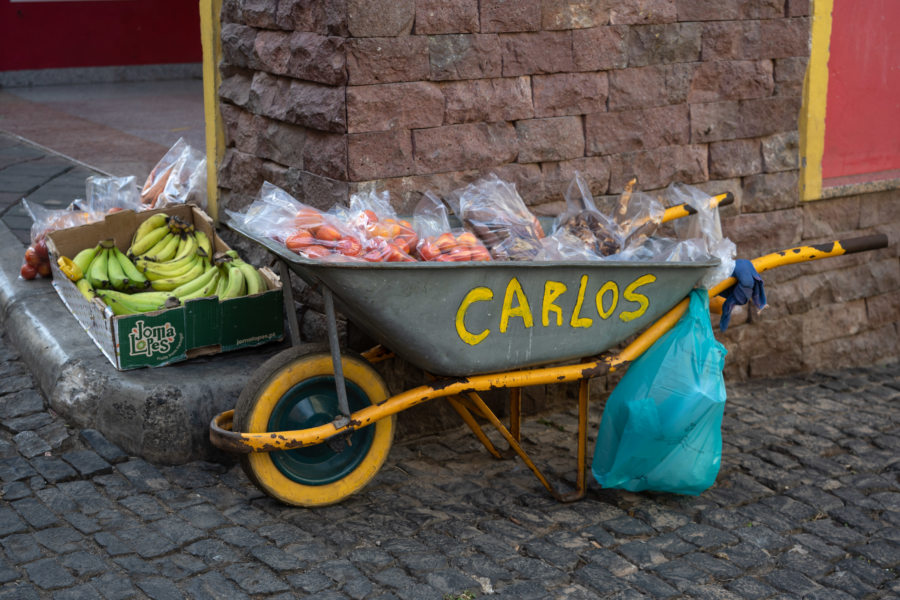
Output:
[822,0,900,185]
[0,0,201,71]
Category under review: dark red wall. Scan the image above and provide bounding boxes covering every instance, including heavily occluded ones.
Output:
[1,0,201,71]
[822,0,900,184]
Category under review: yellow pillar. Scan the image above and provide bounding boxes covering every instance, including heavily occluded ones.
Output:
[799,0,834,201]
[199,0,224,222]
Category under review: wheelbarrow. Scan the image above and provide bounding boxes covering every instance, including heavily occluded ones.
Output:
[210,194,888,507]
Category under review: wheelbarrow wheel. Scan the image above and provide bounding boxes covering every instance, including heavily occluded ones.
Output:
[234,343,395,507]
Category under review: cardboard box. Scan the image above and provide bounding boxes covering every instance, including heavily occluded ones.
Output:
[46,204,284,370]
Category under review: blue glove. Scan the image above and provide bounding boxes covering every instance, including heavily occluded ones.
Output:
[719,259,767,331]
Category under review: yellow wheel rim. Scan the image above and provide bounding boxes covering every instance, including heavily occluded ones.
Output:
[238,352,394,507]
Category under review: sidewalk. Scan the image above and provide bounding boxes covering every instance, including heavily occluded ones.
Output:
[0,80,288,464]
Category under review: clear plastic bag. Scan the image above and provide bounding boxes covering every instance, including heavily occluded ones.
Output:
[140,138,208,211]
[592,290,727,495]
[82,175,142,214]
[544,172,622,260]
[19,199,102,280]
[664,182,735,286]
[412,192,491,262]
[448,174,545,261]
[345,190,417,262]
[228,182,365,261]
[614,178,665,250]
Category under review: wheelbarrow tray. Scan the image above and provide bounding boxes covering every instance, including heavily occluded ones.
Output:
[229,222,719,377]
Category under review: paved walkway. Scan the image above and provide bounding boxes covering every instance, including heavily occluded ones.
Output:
[0,324,898,598]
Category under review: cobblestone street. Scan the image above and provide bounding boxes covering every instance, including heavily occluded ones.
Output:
[0,324,897,599]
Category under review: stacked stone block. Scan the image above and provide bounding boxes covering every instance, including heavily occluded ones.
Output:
[217,0,899,385]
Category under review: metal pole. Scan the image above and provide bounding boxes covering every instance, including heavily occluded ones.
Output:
[322,287,351,422]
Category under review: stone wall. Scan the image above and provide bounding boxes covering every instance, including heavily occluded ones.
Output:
[216,0,899,397]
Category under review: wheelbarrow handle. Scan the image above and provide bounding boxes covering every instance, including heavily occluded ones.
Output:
[613,233,889,369]
[661,192,733,224]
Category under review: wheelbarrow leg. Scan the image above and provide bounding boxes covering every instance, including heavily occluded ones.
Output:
[322,287,351,426]
[509,388,522,442]
[447,394,504,459]
[277,259,302,347]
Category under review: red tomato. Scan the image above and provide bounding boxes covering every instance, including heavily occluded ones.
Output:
[303,245,331,259]
[315,224,342,242]
[448,247,472,262]
[435,233,456,252]
[24,246,42,268]
[294,208,324,231]
[36,262,52,277]
[20,263,37,280]
[363,210,378,225]
[457,232,479,247]
[34,238,50,259]
[337,237,362,257]
[285,230,315,253]
[470,246,492,261]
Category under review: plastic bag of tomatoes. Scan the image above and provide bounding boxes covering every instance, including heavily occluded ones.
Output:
[20,199,101,280]
[344,191,417,262]
[412,193,492,262]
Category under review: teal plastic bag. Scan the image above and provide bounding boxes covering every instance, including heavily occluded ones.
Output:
[592,290,727,495]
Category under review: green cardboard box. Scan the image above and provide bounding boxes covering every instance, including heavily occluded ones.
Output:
[46,204,284,370]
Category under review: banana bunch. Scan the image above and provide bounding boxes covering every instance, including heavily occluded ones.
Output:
[128,214,215,293]
[63,239,150,293]
[57,212,269,316]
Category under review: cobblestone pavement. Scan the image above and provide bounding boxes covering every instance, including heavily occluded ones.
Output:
[0,323,897,600]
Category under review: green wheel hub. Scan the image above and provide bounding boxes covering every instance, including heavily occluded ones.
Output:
[268,376,375,485]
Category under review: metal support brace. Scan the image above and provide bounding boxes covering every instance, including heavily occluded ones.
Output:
[322,287,351,425]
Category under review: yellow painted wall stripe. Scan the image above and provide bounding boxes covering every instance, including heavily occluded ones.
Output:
[200,0,224,222]
[800,0,834,201]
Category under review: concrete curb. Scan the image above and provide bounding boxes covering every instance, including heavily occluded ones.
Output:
[0,218,289,464]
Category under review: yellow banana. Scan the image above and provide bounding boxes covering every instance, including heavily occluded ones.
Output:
[214,265,229,298]
[136,231,175,260]
[129,216,170,256]
[170,233,198,262]
[149,259,207,291]
[112,248,149,289]
[76,278,96,301]
[138,252,204,280]
[194,230,213,259]
[143,232,181,262]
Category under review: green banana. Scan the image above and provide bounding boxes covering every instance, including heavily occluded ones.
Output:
[72,245,99,275]
[194,230,213,259]
[129,218,170,256]
[149,259,207,291]
[106,247,128,290]
[214,265,229,298]
[220,263,246,300]
[98,289,180,316]
[86,247,110,289]
[76,278,96,302]
[178,269,221,301]
[235,260,265,295]
[171,263,220,299]
[112,247,149,289]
